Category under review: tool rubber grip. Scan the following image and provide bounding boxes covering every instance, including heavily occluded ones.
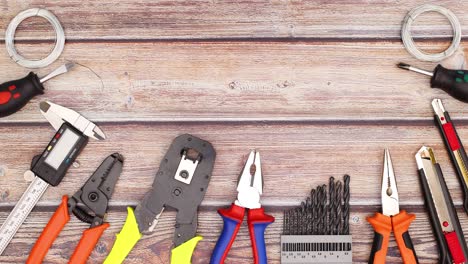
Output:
[171,236,203,264]
[0,72,43,117]
[367,212,392,264]
[392,210,418,264]
[104,207,142,264]
[69,223,109,264]
[247,208,274,264]
[26,196,70,264]
[432,65,468,102]
[210,204,245,264]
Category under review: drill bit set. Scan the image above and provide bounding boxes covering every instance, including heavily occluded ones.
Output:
[281,175,351,264]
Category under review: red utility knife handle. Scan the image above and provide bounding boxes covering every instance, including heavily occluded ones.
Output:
[445,231,466,264]
[247,208,274,264]
[27,196,71,264]
[69,223,109,264]
[442,122,461,151]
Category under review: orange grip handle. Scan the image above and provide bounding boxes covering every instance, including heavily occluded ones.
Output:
[367,212,392,264]
[26,196,70,264]
[392,210,418,264]
[69,223,109,264]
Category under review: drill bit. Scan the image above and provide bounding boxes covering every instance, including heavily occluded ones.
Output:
[322,185,328,235]
[329,178,336,235]
[311,188,317,235]
[343,174,351,235]
[335,181,343,235]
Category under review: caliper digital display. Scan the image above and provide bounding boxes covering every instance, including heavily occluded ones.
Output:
[31,122,89,186]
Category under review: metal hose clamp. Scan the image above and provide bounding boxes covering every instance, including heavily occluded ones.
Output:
[402,4,461,62]
[5,8,65,68]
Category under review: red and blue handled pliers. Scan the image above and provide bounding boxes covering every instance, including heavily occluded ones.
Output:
[210,150,274,264]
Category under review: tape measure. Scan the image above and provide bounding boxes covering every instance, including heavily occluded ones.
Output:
[0,176,49,254]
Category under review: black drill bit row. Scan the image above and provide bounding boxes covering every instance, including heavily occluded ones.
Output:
[283,175,351,236]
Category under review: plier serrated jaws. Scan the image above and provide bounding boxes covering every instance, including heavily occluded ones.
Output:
[382,148,399,217]
[235,150,263,209]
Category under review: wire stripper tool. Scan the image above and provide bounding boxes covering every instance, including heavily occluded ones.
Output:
[27,153,123,264]
[104,134,216,264]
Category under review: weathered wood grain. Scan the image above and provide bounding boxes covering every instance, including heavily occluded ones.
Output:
[0,41,466,123]
[0,208,466,263]
[0,123,466,206]
[3,0,468,41]
[2,1,468,263]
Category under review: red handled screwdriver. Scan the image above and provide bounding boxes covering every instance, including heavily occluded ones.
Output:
[0,62,74,117]
[398,62,468,103]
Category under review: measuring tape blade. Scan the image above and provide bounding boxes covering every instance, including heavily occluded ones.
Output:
[0,176,49,254]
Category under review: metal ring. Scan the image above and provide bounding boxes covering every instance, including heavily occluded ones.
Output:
[5,8,65,68]
[402,4,461,62]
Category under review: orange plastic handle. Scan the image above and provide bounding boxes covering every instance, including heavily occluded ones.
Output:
[69,223,110,264]
[367,212,392,264]
[26,196,70,264]
[392,210,418,264]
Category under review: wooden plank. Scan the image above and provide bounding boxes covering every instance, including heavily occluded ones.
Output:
[0,208,465,263]
[3,0,468,40]
[0,41,464,123]
[0,123,465,206]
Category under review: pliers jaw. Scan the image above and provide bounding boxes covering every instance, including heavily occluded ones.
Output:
[381,148,399,217]
[235,150,263,209]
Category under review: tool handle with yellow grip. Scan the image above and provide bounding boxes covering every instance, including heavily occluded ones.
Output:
[171,236,203,264]
[104,207,142,264]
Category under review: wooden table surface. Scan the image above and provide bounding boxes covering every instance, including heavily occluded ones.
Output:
[1,1,468,263]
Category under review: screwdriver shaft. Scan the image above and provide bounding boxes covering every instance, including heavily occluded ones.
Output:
[39,62,75,83]
[397,63,434,77]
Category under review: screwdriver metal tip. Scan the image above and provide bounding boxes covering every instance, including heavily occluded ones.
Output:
[39,101,50,113]
[64,62,75,71]
[397,63,411,70]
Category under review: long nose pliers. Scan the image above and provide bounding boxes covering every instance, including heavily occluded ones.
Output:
[367,149,419,264]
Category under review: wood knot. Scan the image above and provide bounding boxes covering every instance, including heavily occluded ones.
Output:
[0,190,9,201]
[95,241,108,254]
[125,95,135,108]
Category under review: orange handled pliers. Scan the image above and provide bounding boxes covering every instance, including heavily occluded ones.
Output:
[367,149,419,264]
[26,153,123,264]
